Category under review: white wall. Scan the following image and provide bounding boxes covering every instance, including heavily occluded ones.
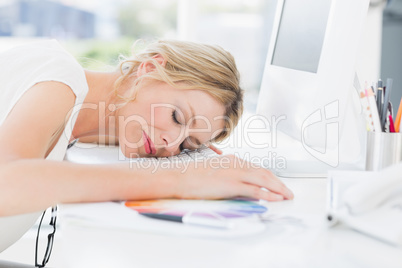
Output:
[355,2,384,84]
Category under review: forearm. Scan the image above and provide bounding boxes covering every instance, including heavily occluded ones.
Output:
[0,159,177,216]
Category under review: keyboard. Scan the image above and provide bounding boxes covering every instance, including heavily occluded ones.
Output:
[132,147,217,163]
[65,143,217,165]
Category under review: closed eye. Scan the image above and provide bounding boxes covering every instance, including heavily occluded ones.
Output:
[172,110,182,125]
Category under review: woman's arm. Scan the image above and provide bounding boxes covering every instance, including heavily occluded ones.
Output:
[0,158,176,216]
[0,82,293,216]
[0,153,292,216]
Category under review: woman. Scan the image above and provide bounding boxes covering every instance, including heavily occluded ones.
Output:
[0,39,293,253]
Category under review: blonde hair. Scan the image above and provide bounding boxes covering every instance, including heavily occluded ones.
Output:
[113,39,244,142]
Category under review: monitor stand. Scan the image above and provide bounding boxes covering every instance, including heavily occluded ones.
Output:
[273,160,329,178]
[231,130,365,179]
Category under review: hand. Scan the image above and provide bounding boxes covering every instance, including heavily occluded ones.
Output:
[173,154,294,202]
[207,144,223,155]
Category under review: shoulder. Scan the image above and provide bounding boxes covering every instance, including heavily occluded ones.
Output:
[5,80,76,130]
[0,81,76,160]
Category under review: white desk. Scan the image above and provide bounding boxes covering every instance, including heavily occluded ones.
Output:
[0,139,401,267]
[57,178,401,268]
[1,177,401,268]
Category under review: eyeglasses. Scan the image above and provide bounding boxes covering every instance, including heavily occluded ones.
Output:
[35,206,57,268]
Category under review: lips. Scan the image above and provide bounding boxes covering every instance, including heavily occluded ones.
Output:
[142,131,156,155]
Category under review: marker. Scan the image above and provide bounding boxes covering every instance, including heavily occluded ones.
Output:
[140,213,234,229]
[381,78,393,131]
[388,101,394,118]
[376,79,383,127]
[395,97,402,132]
[389,115,396,133]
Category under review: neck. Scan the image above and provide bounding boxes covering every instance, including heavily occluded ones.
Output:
[71,70,121,143]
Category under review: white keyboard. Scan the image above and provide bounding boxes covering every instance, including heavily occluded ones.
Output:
[65,143,217,165]
[130,147,217,163]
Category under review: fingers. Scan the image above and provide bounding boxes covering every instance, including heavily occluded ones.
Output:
[207,144,223,155]
[215,154,294,200]
[238,168,293,200]
[237,184,285,202]
[202,154,294,201]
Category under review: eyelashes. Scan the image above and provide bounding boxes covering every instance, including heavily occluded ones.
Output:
[172,110,185,151]
[171,110,181,125]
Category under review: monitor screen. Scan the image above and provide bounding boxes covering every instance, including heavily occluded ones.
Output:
[271,0,332,73]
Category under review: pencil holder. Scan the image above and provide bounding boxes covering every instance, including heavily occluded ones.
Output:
[366,131,402,171]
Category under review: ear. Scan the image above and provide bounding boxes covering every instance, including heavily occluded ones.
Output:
[136,54,166,77]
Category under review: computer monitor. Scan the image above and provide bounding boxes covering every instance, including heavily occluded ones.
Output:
[257,0,370,176]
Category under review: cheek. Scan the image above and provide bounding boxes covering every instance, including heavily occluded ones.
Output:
[121,121,142,143]
[152,107,172,129]
[118,114,148,156]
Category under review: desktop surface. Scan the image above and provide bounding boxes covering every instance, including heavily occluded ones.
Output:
[1,177,401,268]
[56,178,402,268]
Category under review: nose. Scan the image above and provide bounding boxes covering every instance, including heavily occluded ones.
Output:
[160,130,186,154]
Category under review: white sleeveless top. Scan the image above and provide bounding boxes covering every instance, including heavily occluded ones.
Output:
[0,40,88,252]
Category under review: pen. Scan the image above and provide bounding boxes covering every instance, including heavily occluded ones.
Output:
[381,78,393,131]
[376,79,383,126]
[140,213,234,229]
[371,83,377,99]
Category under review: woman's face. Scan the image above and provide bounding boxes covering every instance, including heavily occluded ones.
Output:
[117,81,226,158]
